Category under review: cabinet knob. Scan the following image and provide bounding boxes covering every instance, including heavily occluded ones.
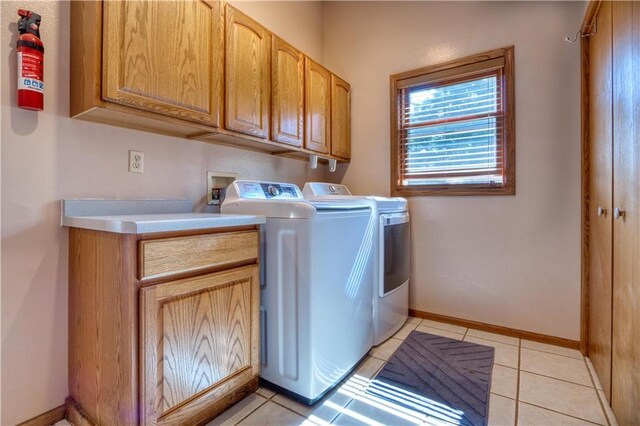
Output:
[597,206,607,217]
[614,207,626,220]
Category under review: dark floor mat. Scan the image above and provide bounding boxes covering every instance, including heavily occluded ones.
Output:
[367,330,495,426]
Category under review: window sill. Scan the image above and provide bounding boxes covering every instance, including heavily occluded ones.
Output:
[392,183,515,197]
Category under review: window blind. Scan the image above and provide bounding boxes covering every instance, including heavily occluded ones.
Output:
[394,56,511,191]
[391,47,514,196]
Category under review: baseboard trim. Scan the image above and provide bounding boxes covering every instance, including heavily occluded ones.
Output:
[409,309,581,350]
[17,405,66,426]
[65,397,96,426]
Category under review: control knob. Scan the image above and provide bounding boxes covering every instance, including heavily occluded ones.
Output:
[267,185,280,197]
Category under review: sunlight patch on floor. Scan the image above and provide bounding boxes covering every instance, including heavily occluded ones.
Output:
[330,373,464,425]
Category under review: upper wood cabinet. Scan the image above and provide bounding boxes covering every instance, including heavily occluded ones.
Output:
[331,75,351,160]
[71,0,351,162]
[271,36,304,147]
[305,57,331,154]
[102,0,223,127]
[225,5,271,139]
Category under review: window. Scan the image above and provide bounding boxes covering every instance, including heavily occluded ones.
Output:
[390,46,515,196]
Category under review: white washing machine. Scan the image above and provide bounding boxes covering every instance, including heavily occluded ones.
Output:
[303,183,410,346]
[221,180,375,404]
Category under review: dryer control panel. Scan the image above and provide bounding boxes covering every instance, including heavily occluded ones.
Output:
[305,182,352,196]
[234,181,303,200]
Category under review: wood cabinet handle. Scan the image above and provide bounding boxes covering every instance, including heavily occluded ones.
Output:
[614,207,626,220]
[597,206,607,217]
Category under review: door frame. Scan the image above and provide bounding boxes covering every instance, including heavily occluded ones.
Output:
[580,0,604,356]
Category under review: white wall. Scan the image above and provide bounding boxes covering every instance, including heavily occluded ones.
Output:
[231,0,324,61]
[0,1,325,423]
[323,1,584,340]
[1,1,586,421]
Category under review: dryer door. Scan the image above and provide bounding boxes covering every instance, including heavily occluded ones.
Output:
[380,212,410,297]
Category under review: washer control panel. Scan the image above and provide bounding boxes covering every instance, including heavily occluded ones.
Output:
[236,181,302,200]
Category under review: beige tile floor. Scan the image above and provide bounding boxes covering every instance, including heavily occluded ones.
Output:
[207,317,618,426]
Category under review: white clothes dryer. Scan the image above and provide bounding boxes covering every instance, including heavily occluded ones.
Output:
[303,183,410,346]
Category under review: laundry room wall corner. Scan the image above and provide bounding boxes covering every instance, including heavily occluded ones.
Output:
[323,1,584,341]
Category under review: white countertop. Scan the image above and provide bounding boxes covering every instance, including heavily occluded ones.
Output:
[60,199,264,234]
[63,212,265,234]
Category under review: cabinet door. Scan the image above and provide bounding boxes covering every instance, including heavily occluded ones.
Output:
[102,0,223,127]
[140,266,260,425]
[331,75,351,160]
[271,36,304,146]
[611,2,640,424]
[225,5,270,139]
[305,58,331,154]
[587,0,613,402]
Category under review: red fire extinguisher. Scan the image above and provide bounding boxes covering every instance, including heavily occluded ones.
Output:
[17,9,44,111]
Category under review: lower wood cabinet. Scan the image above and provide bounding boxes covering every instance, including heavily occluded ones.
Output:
[140,266,259,425]
[68,226,260,425]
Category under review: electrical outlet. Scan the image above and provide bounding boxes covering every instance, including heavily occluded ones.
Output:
[129,150,144,173]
